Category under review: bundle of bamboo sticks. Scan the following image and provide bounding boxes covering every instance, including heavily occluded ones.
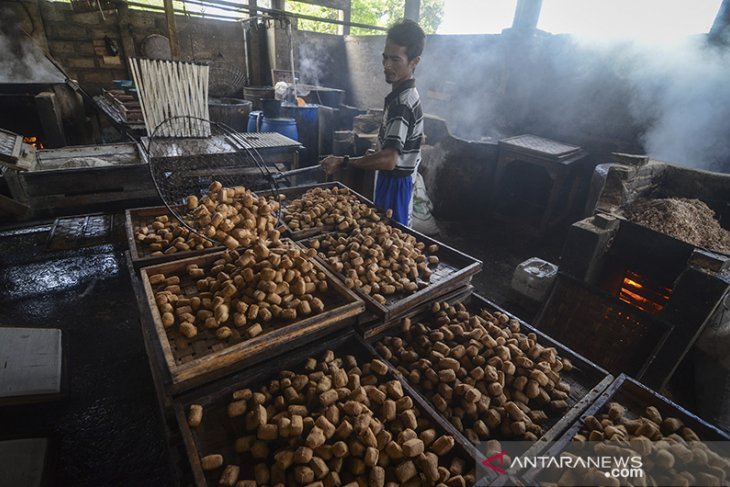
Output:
[129,58,210,137]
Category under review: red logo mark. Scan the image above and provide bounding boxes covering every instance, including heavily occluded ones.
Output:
[482,450,508,475]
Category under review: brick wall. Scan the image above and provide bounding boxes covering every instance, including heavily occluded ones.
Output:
[39,2,129,93]
[37,2,249,95]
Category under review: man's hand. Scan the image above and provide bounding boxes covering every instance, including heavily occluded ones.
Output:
[320,155,344,175]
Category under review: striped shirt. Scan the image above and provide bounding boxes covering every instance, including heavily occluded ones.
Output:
[378,78,423,178]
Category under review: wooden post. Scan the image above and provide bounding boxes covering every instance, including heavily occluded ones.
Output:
[404,0,420,22]
[116,0,136,64]
[341,0,350,35]
[163,0,180,59]
[512,0,542,31]
[709,0,730,44]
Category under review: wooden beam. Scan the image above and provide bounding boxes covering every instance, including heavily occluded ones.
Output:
[116,0,136,64]
[163,0,180,59]
[709,0,730,44]
[341,1,350,35]
[287,0,347,9]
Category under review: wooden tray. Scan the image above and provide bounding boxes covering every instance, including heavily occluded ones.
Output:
[366,292,613,462]
[301,224,482,325]
[262,181,382,241]
[125,205,225,271]
[173,331,482,487]
[139,246,365,393]
[520,374,730,485]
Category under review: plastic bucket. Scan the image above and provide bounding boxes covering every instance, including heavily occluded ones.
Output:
[261,117,298,141]
[208,97,252,132]
[247,110,263,132]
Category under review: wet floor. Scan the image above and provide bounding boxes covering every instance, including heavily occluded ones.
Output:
[0,219,174,487]
[436,218,566,321]
[0,213,566,487]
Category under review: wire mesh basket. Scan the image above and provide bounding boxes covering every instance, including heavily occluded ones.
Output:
[144,116,282,242]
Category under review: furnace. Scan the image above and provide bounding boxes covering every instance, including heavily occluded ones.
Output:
[537,155,730,392]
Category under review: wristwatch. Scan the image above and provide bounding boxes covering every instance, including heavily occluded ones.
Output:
[341,155,350,169]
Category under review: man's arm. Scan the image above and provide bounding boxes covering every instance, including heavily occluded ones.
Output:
[321,148,399,175]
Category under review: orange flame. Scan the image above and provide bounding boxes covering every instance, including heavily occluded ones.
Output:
[23,136,44,149]
[619,272,671,314]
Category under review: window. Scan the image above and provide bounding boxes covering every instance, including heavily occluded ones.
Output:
[286,1,341,33]
[538,0,722,43]
[437,0,517,34]
[350,0,405,35]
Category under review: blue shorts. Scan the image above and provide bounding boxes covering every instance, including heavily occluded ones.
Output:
[374,171,413,226]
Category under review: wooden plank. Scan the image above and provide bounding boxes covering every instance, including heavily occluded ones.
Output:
[172,331,481,487]
[520,374,730,485]
[365,291,613,463]
[0,193,30,217]
[0,327,63,404]
[138,243,365,394]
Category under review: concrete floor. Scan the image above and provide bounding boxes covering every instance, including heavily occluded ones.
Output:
[0,218,174,487]
[0,213,566,486]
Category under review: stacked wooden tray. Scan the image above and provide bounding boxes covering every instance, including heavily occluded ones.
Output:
[173,331,481,486]
[364,293,613,465]
[300,224,482,325]
[102,89,143,123]
[139,245,365,393]
[267,181,383,241]
[519,374,730,486]
[126,205,225,270]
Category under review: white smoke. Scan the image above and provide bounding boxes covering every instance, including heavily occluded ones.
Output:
[0,7,66,84]
[297,37,335,87]
[624,37,730,172]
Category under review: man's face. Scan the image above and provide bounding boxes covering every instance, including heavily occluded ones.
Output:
[382,41,419,86]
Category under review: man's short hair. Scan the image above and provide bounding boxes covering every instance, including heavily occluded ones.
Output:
[386,20,425,61]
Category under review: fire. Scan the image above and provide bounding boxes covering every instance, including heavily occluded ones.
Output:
[23,136,44,149]
[618,270,671,315]
[623,278,643,289]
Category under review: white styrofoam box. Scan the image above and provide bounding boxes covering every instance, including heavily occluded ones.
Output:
[510,257,558,303]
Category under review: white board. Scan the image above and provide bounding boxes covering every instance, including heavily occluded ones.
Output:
[0,327,62,399]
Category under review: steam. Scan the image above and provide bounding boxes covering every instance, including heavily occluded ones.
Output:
[625,38,730,172]
[0,8,66,84]
[297,37,333,87]
[414,32,730,172]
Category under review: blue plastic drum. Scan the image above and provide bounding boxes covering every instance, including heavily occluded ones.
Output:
[261,117,299,141]
[247,110,263,132]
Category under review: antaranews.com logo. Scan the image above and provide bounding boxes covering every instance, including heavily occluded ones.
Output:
[481,450,644,480]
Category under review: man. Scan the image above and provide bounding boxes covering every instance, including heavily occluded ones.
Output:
[321,19,425,226]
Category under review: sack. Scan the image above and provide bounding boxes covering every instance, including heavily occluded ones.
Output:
[411,172,440,236]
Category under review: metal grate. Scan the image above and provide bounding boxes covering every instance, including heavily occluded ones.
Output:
[537,273,673,378]
[500,134,582,158]
[46,214,113,250]
[144,116,282,242]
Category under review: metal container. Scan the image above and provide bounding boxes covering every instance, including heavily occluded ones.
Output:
[243,86,275,110]
[207,97,252,132]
